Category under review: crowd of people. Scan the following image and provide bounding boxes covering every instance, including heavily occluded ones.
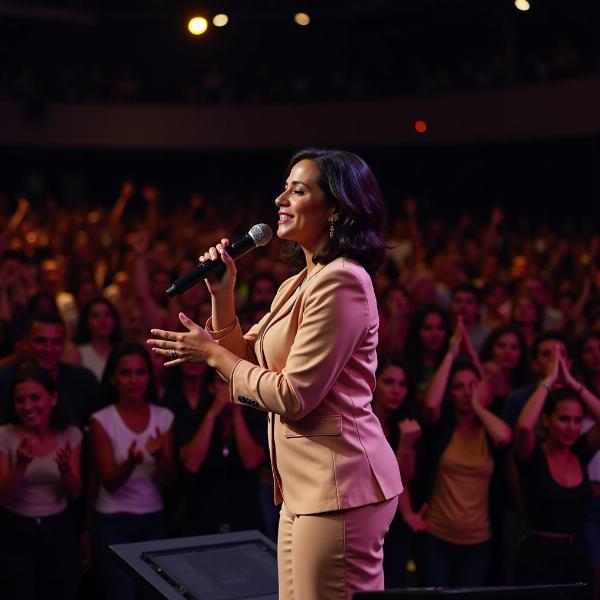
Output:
[0,181,599,599]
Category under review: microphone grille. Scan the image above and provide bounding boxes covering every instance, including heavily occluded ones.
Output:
[248,223,273,247]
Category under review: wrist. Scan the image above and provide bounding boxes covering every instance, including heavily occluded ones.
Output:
[540,380,553,391]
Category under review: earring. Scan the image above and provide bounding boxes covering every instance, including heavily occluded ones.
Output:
[329,219,335,239]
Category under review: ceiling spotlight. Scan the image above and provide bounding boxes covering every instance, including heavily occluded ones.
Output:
[294,12,310,26]
[514,0,530,11]
[213,14,229,27]
[188,16,208,35]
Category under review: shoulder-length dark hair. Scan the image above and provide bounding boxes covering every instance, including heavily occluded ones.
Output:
[574,330,600,395]
[74,297,123,345]
[6,367,72,430]
[404,305,451,384]
[480,325,532,388]
[280,148,387,276]
[375,352,417,422]
[100,342,158,406]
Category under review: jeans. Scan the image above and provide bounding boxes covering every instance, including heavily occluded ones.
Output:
[416,531,491,588]
[0,508,80,600]
[93,510,164,600]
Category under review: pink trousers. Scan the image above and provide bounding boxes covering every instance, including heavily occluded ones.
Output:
[277,496,398,600]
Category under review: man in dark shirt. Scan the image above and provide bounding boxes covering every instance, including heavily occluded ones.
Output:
[0,311,98,429]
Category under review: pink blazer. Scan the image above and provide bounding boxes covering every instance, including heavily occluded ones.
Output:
[207,257,402,515]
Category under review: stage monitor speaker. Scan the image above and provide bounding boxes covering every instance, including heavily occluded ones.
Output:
[354,583,587,600]
[110,529,278,600]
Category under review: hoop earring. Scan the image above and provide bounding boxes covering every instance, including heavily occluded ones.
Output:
[329,219,335,239]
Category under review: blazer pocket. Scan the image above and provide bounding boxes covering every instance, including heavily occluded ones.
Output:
[283,415,342,438]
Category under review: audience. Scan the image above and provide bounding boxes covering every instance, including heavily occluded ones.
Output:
[0,184,600,595]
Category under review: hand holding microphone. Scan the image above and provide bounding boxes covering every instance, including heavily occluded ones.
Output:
[165,223,273,297]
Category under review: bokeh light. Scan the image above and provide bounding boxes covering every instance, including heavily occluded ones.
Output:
[294,13,310,26]
[213,14,229,27]
[188,17,208,35]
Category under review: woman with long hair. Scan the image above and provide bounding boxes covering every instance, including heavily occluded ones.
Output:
[90,342,174,600]
[0,368,82,600]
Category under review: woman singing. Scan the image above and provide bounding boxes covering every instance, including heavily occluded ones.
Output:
[148,148,402,599]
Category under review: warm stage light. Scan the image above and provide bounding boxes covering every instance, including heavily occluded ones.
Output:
[515,0,530,11]
[188,17,208,35]
[294,12,310,26]
[415,120,427,134]
[213,14,229,27]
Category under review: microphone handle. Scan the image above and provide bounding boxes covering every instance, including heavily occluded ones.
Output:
[165,234,254,297]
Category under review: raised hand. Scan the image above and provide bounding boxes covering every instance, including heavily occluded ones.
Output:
[398,419,422,449]
[55,440,72,475]
[542,343,561,388]
[448,317,465,359]
[404,502,431,533]
[127,440,144,467]
[17,433,39,465]
[145,427,165,460]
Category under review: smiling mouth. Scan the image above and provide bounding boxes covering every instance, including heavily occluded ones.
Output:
[278,214,293,223]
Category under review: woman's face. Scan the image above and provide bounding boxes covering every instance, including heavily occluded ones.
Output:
[112,353,150,403]
[513,297,537,325]
[275,159,332,253]
[492,332,521,371]
[544,399,583,448]
[419,312,446,353]
[375,365,408,412]
[449,369,478,413]
[582,336,600,374]
[88,301,115,339]
[14,379,57,430]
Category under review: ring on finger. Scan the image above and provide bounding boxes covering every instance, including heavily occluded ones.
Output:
[171,350,178,359]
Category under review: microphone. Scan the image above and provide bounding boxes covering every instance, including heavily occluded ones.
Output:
[165,223,273,297]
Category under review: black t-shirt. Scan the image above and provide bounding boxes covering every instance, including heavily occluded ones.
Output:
[517,437,593,534]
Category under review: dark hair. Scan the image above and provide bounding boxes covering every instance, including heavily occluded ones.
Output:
[574,330,600,394]
[542,388,583,417]
[74,297,123,345]
[451,283,481,304]
[531,330,571,360]
[246,272,278,302]
[510,294,544,332]
[26,310,65,335]
[375,352,417,420]
[480,325,532,388]
[5,367,71,430]
[280,148,387,276]
[26,294,59,318]
[448,359,481,387]
[100,342,158,406]
[404,305,451,385]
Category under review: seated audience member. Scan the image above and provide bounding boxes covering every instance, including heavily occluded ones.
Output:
[72,297,123,381]
[450,283,490,353]
[0,312,98,429]
[404,349,511,587]
[377,284,413,355]
[372,353,420,588]
[90,342,174,600]
[176,368,265,535]
[514,346,600,589]
[480,325,532,415]
[404,305,451,398]
[0,369,82,600]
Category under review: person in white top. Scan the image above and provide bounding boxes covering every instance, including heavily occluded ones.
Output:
[0,368,82,600]
[90,342,174,600]
[72,297,123,381]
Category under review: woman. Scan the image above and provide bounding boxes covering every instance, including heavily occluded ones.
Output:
[172,366,265,535]
[90,342,174,600]
[510,294,543,349]
[404,305,451,398]
[514,345,600,589]
[73,297,123,381]
[404,320,512,588]
[372,353,420,588]
[0,368,82,600]
[480,325,532,414]
[377,284,412,356]
[148,148,402,599]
